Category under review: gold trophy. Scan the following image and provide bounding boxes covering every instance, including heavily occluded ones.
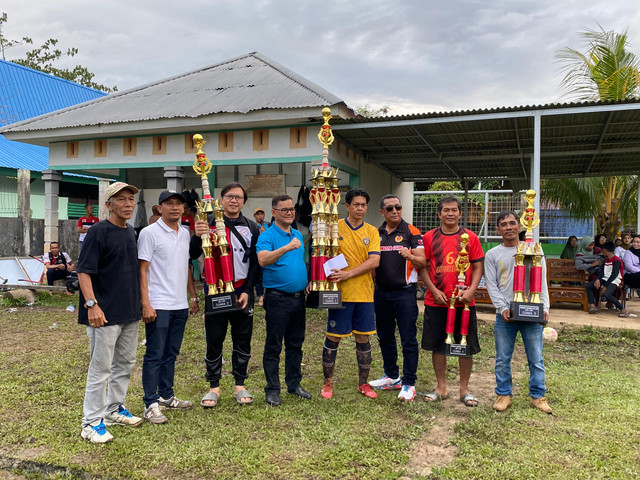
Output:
[443,233,472,356]
[510,190,546,323]
[307,108,342,308]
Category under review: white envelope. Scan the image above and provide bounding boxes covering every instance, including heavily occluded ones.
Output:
[323,254,348,277]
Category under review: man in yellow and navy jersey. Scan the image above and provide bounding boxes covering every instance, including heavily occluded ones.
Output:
[321,189,380,400]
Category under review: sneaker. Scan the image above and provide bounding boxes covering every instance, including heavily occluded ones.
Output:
[397,385,416,402]
[358,384,378,399]
[145,403,168,424]
[158,396,193,410]
[530,396,552,414]
[368,374,402,390]
[103,405,143,427]
[493,395,512,412]
[321,383,333,399]
[81,420,113,444]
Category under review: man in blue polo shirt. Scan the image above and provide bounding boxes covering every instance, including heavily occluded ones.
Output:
[257,194,311,407]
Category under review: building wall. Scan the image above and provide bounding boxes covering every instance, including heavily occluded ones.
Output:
[0,175,69,219]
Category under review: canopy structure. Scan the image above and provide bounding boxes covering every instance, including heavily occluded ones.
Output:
[332,100,640,238]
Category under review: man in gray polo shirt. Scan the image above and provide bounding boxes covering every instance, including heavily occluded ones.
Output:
[139,190,199,424]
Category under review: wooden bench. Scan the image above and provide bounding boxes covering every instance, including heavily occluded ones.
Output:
[546,258,589,312]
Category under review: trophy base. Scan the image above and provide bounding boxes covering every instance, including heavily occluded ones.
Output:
[510,301,546,324]
[205,292,239,316]
[441,343,468,357]
[306,291,342,309]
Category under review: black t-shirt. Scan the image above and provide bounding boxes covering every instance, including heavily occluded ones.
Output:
[76,220,140,326]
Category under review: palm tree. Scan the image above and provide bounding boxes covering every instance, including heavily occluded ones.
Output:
[543,26,640,239]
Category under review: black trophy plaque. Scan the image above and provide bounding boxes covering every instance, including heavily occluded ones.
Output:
[442,343,468,357]
[306,291,343,309]
[205,292,239,316]
[509,301,546,324]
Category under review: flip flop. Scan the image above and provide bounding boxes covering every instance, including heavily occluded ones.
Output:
[618,309,630,318]
[460,393,479,407]
[424,391,447,402]
[201,391,219,408]
[234,389,254,405]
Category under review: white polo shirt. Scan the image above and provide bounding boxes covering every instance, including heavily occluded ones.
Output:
[138,218,190,310]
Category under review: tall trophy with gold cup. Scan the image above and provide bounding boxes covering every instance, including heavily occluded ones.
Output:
[442,233,472,356]
[192,134,238,315]
[509,190,546,324]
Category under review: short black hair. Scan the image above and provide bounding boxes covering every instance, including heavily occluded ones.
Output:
[50,241,59,247]
[437,195,461,212]
[345,189,370,205]
[496,211,518,227]
[272,194,293,208]
[379,194,399,209]
[221,182,248,202]
[602,241,616,253]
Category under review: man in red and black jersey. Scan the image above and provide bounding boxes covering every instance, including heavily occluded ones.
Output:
[370,195,426,402]
[420,195,484,407]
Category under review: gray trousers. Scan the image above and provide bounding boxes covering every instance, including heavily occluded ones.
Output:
[82,321,139,426]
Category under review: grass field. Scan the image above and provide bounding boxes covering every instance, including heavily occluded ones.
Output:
[1,292,639,479]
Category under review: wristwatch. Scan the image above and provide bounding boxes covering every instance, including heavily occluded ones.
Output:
[190,297,199,303]
[85,298,98,308]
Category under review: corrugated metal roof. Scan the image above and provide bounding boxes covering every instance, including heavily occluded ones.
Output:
[0,52,344,134]
[332,100,640,182]
[0,59,107,170]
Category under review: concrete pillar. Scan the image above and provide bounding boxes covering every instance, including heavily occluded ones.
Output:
[17,169,31,256]
[98,179,111,220]
[42,169,62,247]
[164,166,185,192]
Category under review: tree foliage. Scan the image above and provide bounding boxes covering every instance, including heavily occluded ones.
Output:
[546,26,639,237]
[355,104,391,117]
[0,12,117,93]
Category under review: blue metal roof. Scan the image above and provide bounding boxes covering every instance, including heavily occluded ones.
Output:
[0,59,107,171]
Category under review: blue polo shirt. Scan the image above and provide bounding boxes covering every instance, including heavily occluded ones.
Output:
[256,223,307,293]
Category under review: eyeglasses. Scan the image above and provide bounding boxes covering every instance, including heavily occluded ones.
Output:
[385,204,402,212]
[273,207,295,214]
[223,194,244,202]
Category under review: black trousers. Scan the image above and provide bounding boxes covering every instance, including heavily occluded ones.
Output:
[263,290,306,394]
[204,307,253,388]
[46,268,68,286]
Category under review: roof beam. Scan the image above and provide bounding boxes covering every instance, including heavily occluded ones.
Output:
[513,118,527,181]
[583,111,612,175]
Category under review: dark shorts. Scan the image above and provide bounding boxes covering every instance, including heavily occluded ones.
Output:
[327,302,376,337]
[421,305,481,357]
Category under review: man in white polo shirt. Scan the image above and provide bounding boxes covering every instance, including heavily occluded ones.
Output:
[138,190,199,424]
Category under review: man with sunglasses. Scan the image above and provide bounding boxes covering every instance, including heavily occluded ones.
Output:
[256,195,311,406]
[369,195,425,402]
[191,183,260,407]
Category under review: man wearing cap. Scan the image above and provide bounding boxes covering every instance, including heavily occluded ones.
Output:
[191,182,261,407]
[138,190,200,424]
[77,182,143,444]
[257,194,311,406]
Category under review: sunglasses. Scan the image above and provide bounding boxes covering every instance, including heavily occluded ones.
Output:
[385,204,402,212]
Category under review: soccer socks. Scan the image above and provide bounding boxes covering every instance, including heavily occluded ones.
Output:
[322,338,339,381]
[356,341,372,385]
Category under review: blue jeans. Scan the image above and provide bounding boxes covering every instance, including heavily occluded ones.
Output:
[142,309,188,407]
[374,286,419,386]
[494,314,546,399]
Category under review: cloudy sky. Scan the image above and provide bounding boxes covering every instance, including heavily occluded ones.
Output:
[2,0,639,114]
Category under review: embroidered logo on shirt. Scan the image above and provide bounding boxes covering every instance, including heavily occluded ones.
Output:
[363,237,370,245]
[395,235,403,242]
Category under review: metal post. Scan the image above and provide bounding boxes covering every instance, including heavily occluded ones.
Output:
[484,191,489,242]
[463,181,469,229]
[531,112,542,243]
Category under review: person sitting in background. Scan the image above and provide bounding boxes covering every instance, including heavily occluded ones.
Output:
[560,235,579,259]
[623,235,640,289]
[594,234,607,255]
[586,242,626,316]
[44,242,75,286]
[574,236,602,279]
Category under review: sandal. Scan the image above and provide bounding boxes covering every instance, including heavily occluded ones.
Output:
[460,393,479,407]
[201,391,219,408]
[618,309,629,318]
[588,307,599,314]
[234,389,254,405]
[424,391,447,402]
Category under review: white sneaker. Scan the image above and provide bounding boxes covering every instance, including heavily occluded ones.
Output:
[158,396,193,409]
[145,403,168,424]
[368,375,402,390]
[81,420,114,444]
[397,385,416,402]
[103,405,143,427]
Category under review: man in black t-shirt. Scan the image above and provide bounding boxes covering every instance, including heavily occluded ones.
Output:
[77,182,143,444]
